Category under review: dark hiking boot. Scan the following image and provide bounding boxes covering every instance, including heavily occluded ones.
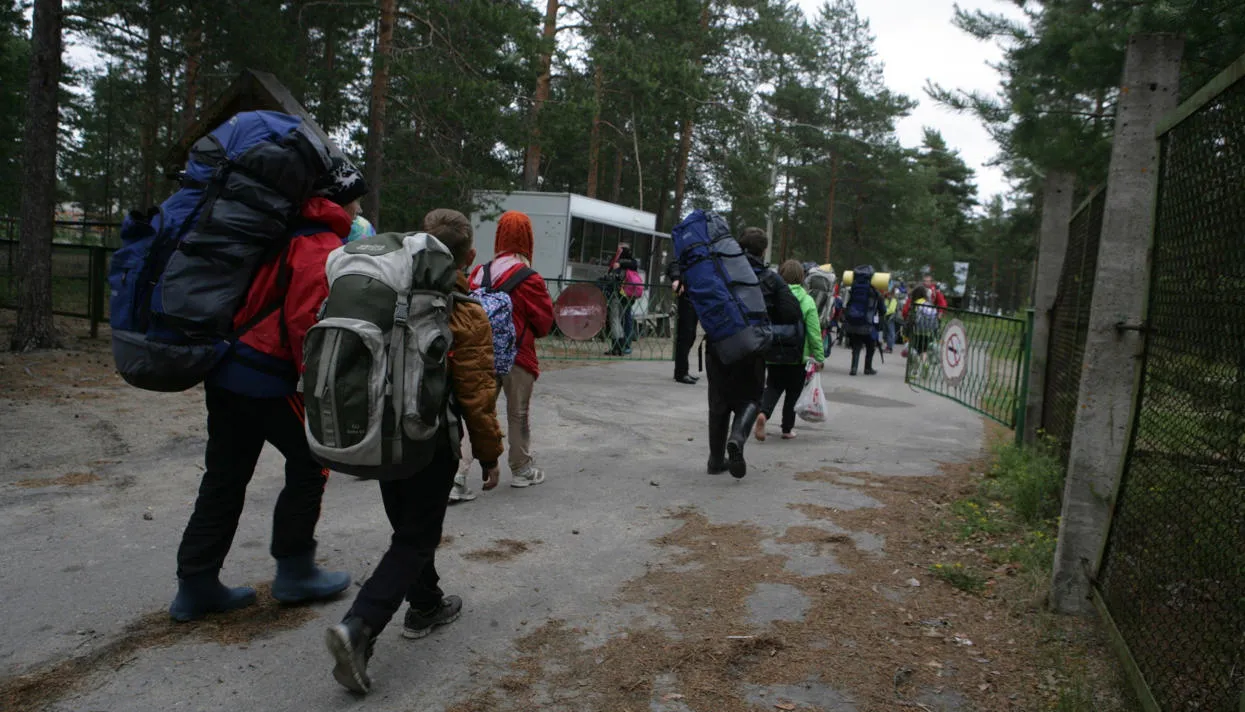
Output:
[169,573,257,622]
[864,368,878,375]
[675,374,699,385]
[707,411,730,475]
[726,404,759,479]
[326,616,375,694]
[402,595,463,639]
[272,548,351,604]
[726,440,747,478]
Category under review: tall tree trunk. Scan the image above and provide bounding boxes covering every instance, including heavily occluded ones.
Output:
[362,0,395,225]
[140,0,163,206]
[654,147,672,231]
[585,63,604,198]
[822,153,839,264]
[180,9,201,132]
[630,113,643,211]
[671,115,694,219]
[523,0,558,190]
[778,155,792,261]
[12,0,63,351]
[671,4,709,222]
[610,144,624,203]
[319,15,338,131]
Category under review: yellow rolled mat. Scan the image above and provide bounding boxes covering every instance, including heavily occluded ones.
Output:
[841,270,891,291]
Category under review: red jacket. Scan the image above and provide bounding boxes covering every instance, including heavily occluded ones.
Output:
[469,258,554,379]
[208,197,350,397]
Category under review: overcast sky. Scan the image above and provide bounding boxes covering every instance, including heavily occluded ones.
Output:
[796,0,1026,206]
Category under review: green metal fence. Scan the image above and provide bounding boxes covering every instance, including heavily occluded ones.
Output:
[539,277,677,361]
[1093,55,1245,712]
[903,305,1032,431]
[1042,187,1106,464]
[0,220,118,337]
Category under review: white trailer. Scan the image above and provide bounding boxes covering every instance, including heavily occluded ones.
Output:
[470,191,672,283]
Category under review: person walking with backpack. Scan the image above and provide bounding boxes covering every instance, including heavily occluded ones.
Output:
[843,265,886,376]
[468,211,555,488]
[325,213,504,695]
[603,244,642,356]
[755,260,825,441]
[167,158,365,622]
[666,256,699,385]
[883,290,899,353]
[706,227,803,477]
[421,210,507,505]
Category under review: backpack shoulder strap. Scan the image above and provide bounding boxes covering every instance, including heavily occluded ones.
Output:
[481,262,494,290]
[496,266,536,294]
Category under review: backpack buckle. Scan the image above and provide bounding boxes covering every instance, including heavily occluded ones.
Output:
[393,296,410,325]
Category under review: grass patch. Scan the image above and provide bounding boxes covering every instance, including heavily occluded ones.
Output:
[982,437,1065,524]
[929,562,987,594]
[941,437,1065,581]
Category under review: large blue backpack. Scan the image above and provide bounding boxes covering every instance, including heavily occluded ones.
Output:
[844,264,877,333]
[109,111,333,392]
[671,210,772,364]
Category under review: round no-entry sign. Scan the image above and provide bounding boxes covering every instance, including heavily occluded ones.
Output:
[554,284,607,341]
[941,319,968,385]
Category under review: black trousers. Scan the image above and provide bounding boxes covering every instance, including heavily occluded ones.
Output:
[760,363,805,433]
[848,333,876,372]
[705,347,765,458]
[347,440,458,633]
[673,294,698,378]
[176,387,328,579]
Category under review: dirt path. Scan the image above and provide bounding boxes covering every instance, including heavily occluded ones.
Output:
[0,317,1124,711]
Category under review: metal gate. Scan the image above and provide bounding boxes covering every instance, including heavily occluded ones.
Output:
[903,306,1033,432]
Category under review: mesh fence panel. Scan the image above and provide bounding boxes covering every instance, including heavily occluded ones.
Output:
[903,306,1029,427]
[1041,189,1105,463]
[1096,73,1245,711]
[539,278,677,361]
[0,238,114,319]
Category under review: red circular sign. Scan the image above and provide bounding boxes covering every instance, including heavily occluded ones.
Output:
[554,284,607,341]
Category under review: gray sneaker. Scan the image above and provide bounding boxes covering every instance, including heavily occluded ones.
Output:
[510,466,546,488]
[402,595,463,639]
[448,473,477,503]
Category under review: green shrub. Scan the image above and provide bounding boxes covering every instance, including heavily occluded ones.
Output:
[984,438,1065,524]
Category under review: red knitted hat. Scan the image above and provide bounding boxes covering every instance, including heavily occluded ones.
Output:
[495,211,534,260]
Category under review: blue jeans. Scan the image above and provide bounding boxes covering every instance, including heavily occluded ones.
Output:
[885,319,896,349]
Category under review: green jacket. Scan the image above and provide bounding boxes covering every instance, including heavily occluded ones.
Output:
[770,284,825,365]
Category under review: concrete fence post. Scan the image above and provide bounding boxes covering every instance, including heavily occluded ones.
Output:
[1051,34,1184,614]
[1023,171,1076,444]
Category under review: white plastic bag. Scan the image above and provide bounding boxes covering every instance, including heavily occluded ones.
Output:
[795,364,826,423]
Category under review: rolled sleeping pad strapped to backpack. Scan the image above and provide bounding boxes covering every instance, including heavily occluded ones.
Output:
[671,210,772,365]
[302,232,461,480]
[840,269,891,291]
[109,110,333,392]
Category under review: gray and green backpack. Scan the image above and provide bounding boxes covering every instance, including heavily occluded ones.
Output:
[303,231,460,479]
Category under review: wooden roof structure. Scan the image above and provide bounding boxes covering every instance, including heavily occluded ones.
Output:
[163,70,342,177]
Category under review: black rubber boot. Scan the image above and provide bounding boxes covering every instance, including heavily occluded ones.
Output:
[850,347,861,376]
[707,411,730,474]
[726,403,759,479]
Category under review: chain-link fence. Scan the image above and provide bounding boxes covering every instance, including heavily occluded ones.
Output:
[903,305,1031,428]
[540,277,677,361]
[1041,188,1106,463]
[1095,63,1245,712]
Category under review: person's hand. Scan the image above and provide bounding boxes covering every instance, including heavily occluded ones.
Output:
[672,279,683,295]
[481,463,500,491]
[814,361,825,372]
